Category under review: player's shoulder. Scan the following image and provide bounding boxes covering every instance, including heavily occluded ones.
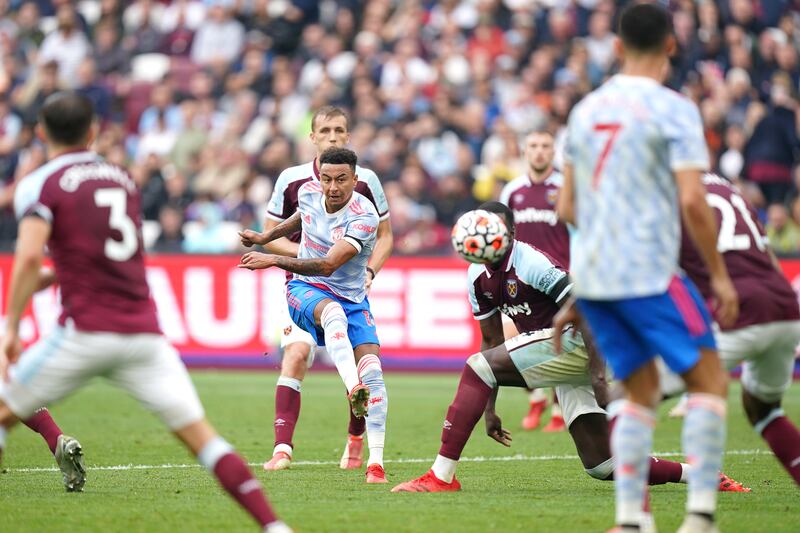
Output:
[277,161,315,187]
[502,174,530,197]
[544,170,564,187]
[351,190,379,219]
[355,164,381,184]
[702,172,734,191]
[14,151,101,218]
[512,241,558,270]
[298,178,323,196]
[467,263,486,285]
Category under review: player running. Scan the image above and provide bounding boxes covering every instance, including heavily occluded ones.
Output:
[239,147,388,484]
[665,173,800,486]
[391,202,736,494]
[0,92,289,532]
[500,128,570,432]
[240,105,391,473]
[554,4,738,532]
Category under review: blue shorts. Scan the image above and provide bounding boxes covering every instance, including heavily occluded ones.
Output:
[286,280,379,348]
[576,275,716,381]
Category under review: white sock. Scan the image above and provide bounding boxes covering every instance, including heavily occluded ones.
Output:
[612,401,655,527]
[0,425,7,449]
[528,388,547,403]
[551,402,563,417]
[683,393,727,515]
[320,303,359,392]
[432,454,457,483]
[264,520,293,533]
[197,436,234,471]
[680,463,690,483]
[359,354,388,467]
[273,443,293,457]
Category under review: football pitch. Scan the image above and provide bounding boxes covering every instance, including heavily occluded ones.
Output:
[1,372,797,532]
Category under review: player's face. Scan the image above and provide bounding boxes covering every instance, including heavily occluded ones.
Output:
[525,133,555,173]
[320,163,357,211]
[310,115,350,155]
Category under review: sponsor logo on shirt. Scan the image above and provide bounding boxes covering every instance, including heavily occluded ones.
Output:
[501,301,532,317]
[351,223,376,233]
[514,207,558,226]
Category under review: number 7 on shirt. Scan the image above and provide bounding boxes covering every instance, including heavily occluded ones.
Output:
[592,123,622,189]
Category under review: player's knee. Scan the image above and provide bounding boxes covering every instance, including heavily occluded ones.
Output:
[467,353,497,388]
[752,406,786,435]
[585,457,614,480]
[281,344,311,376]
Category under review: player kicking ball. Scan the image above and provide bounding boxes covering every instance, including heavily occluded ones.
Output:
[391,203,743,497]
[0,93,289,532]
[239,147,388,484]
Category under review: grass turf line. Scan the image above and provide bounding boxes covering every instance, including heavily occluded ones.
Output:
[1,372,797,532]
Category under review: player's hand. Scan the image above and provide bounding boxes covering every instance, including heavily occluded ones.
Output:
[239,229,266,247]
[238,251,276,270]
[710,274,739,329]
[552,298,580,354]
[0,330,22,379]
[485,410,512,447]
[365,269,374,292]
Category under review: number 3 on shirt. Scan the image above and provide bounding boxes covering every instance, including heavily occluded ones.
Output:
[592,123,622,189]
[94,188,138,261]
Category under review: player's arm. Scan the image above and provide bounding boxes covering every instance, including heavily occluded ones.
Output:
[366,218,393,289]
[36,266,57,292]
[676,169,738,327]
[556,163,576,225]
[239,212,301,256]
[238,238,358,276]
[2,217,51,372]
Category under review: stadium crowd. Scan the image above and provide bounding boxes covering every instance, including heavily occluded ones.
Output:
[0,0,798,255]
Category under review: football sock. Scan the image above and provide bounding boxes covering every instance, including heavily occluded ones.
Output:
[683,393,726,516]
[320,303,359,392]
[273,377,301,456]
[438,358,494,462]
[348,406,366,436]
[22,408,62,455]
[0,424,7,449]
[358,354,387,467]
[528,388,547,404]
[757,409,800,485]
[648,457,687,484]
[612,401,655,527]
[198,436,278,527]
[432,454,458,483]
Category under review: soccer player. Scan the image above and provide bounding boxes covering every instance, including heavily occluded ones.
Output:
[554,5,738,532]
[391,202,709,494]
[240,105,391,472]
[500,129,570,432]
[239,147,388,484]
[671,173,800,486]
[0,92,289,532]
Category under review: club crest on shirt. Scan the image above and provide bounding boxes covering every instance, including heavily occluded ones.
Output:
[514,194,524,204]
[331,227,344,241]
[546,188,559,206]
[506,279,518,298]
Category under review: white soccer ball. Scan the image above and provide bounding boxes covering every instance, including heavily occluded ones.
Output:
[451,210,511,264]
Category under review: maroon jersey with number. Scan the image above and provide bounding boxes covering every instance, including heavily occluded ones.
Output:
[679,173,800,330]
[468,241,573,333]
[14,150,160,334]
[499,171,571,267]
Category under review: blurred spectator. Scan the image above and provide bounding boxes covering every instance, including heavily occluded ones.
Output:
[151,204,185,253]
[75,58,112,121]
[766,203,800,255]
[93,22,130,78]
[744,75,800,205]
[0,93,21,181]
[38,4,90,87]
[183,199,234,253]
[190,1,244,69]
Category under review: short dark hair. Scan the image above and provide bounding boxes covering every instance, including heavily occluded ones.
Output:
[479,201,515,236]
[39,92,94,146]
[619,2,672,53]
[319,147,357,171]
[311,105,349,132]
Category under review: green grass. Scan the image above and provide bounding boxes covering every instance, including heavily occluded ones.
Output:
[1,372,798,532]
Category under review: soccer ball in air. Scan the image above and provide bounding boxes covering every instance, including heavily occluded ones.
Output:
[451,210,510,264]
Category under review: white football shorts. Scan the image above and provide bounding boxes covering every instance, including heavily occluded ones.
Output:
[0,324,204,430]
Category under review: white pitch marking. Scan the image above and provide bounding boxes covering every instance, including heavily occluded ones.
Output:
[6,449,771,474]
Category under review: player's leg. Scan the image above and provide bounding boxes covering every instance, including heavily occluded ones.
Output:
[0,326,93,491]
[642,277,727,532]
[353,344,386,482]
[21,408,64,456]
[503,316,546,430]
[111,334,290,531]
[576,298,659,531]
[733,321,800,485]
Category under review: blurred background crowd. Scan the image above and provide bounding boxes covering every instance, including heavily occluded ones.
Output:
[0,0,798,255]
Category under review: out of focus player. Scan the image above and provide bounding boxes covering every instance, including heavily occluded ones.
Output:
[672,173,800,486]
[500,129,569,432]
[555,5,738,532]
[240,106,391,472]
[239,147,388,484]
[0,93,289,532]
[392,202,724,493]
